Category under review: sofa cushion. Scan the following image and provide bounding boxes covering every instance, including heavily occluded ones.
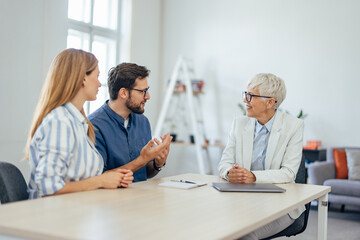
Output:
[328,194,360,206]
[333,149,348,179]
[324,179,360,197]
[346,149,360,180]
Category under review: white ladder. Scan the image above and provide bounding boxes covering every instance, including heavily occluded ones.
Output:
[154,56,212,174]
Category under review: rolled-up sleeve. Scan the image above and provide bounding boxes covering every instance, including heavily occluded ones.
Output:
[34,119,75,196]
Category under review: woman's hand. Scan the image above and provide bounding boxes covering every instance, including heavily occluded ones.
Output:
[228,164,256,183]
[114,169,134,188]
[99,171,125,189]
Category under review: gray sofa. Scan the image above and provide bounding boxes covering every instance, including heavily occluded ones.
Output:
[307,147,360,208]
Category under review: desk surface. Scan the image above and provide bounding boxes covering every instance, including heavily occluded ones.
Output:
[0,174,330,240]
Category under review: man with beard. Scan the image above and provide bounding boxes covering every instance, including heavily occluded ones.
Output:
[89,63,172,182]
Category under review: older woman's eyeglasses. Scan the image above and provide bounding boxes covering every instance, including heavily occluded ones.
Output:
[128,87,150,98]
[242,91,277,103]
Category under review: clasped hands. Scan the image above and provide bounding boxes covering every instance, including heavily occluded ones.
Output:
[228,163,256,183]
[101,168,134,188]
[141,133,172,167]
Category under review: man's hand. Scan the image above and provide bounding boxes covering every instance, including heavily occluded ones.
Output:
[140,133,172,164]
[154,133,172,167]
[228,164,256,183]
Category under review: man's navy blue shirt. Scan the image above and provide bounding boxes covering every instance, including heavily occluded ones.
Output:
[88,101,152,182]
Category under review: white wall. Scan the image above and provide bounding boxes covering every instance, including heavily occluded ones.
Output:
[160,0,360,149]
[0,0,67,180]
[2,0,360,180]
[0,0,163,180]
[130,0,163,126]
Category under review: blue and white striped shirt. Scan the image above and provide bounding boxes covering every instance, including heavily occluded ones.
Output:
[28,102,103,199]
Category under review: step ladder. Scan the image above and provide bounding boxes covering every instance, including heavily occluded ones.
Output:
[154,56,212,174]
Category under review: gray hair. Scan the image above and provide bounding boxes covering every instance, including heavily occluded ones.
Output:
[247,73,286,109]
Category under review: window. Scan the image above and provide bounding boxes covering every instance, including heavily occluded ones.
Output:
[67,0,121,114]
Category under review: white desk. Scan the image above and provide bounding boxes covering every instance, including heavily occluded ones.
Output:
[0,174,330,240]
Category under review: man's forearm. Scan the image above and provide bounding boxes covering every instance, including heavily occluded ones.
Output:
[146,160,159,178]
[113,155,148,173]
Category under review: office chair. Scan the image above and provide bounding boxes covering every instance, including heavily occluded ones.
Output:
[261,155,311,239]
[0,161,29,204]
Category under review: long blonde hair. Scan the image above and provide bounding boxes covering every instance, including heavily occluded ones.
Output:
[25,48,98,159]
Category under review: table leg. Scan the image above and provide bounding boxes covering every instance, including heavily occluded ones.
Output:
[317,193,328,240]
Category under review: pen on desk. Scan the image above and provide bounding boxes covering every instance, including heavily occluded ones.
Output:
[171,180,197,184]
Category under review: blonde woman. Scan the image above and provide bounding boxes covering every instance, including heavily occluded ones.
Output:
[26,49,133,199]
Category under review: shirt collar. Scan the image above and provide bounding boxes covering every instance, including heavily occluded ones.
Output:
[103,100,133,127]
[255,111,276,134]
[64,102,86,124]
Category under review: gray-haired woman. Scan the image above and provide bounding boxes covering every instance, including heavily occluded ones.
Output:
[218,73,305,239]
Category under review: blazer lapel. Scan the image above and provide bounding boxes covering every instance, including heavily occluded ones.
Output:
[242,118,255,170]
[265,112,283,169]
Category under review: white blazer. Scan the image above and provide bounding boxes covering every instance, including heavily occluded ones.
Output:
[218,111,305,219]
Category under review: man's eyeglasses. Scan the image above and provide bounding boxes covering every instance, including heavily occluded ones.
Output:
[242,91,277,103]
[128,87,150,98]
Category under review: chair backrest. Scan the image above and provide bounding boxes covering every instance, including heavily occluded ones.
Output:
[261,154,311,239]
[0,161,29,204]
[295,154,307,184]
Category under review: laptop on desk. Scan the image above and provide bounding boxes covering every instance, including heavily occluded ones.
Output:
[212,182,286,193]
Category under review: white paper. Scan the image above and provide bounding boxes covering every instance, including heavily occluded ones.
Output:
[158,181,207,189]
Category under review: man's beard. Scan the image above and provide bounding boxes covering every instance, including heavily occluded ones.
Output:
[125,97,145,114]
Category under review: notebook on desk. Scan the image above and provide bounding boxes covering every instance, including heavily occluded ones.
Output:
[159,181,207,189]
[212,182,286,193]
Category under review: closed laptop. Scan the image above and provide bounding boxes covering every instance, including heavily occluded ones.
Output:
[212,182,286,193]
